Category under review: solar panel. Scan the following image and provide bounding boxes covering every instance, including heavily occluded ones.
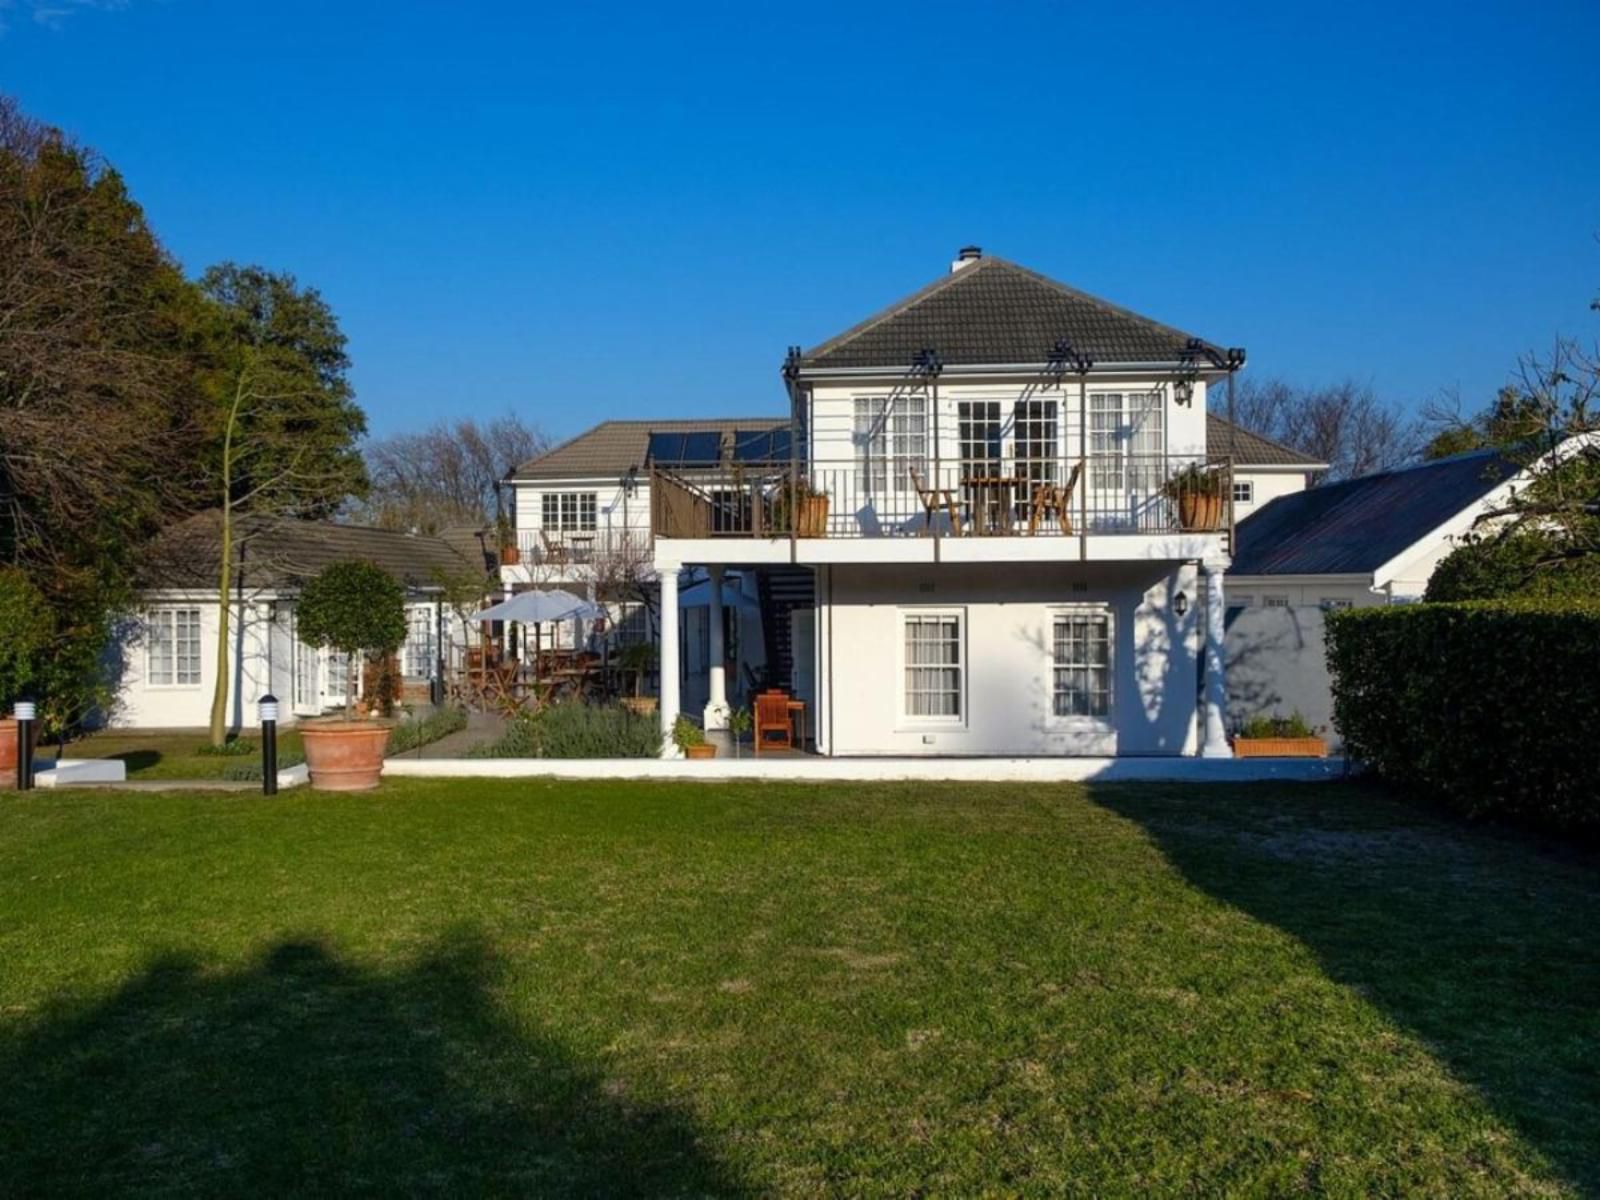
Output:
[731,427,793,463]
[646,430,723,466]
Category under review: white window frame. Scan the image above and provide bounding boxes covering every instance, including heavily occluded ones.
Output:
[1046,604,1115,726]
[897,607,966,728]
[404,604,436,679]
[854,394,928,497]
[1232,480,1254,504]
[1262,594,1291,608]
[146,606,202,688]
[541,491,598,534]
[1319,596,1354,611]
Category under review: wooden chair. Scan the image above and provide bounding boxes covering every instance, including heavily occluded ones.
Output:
[754,689,794,755]
[539,531,569,566]
[908,467,964,535]
[1027,462,1083,535]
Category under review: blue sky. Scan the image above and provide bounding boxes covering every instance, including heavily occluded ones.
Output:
[3,0,1596,440]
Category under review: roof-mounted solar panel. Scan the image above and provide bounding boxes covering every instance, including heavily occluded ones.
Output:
[646,430,723,466]
[731,427,793,463]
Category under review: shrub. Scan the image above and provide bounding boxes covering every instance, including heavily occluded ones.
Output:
[1326,601,1600,833]
[387,706,468,755]
[472,702,661,759]
[671,714,705,752]
[0,568,54,714]
[1237,711,1315,739]
[196,738,256,758]
[1425,532,1600,602]
[295,561,407,718]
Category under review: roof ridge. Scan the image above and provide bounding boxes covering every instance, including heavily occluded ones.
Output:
[983,257,1217,354]
[800,258,995,361]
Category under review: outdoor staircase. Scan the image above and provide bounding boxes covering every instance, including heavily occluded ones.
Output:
[754,567,814,690]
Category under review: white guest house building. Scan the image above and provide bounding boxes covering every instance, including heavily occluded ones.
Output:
[505,248,1295,757]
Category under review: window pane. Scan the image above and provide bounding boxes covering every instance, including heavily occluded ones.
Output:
[1052,613,1111,718]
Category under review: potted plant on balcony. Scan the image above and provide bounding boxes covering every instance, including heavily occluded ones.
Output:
[295,560,408,791]
[0,568,51,789]
[496,512,521,566]
[773,478,830,538]
[1164,464,1226,531]
[617,642,659,716]
[672,714,717,759]
[1232,712,1328,758]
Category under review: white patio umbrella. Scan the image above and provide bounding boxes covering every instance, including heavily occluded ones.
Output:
[472,589,603,624]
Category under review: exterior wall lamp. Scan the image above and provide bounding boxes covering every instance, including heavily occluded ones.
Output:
[1174,591,1189,618]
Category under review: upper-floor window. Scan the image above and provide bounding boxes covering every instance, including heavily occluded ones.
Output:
[147,607,201,686]
[1013,399,1059,500]
[1232,481,1255,504]
[957,401,1002,479]
[542,491,597,533]
[1088,392,1164,490]
[854,396,927,495]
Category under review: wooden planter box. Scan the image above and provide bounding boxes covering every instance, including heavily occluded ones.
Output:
[683,743,717,760]
[796,495,830,538]
[1234,736,1328,759]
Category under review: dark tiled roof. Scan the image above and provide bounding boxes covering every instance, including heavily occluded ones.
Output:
[145,513,491,593]
[1207,413,1326,468]
[799,256,1221,370]
[510,417,786,481]
[1230,450,1518,577]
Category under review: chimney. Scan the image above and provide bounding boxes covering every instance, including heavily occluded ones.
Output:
[951,245,982,273]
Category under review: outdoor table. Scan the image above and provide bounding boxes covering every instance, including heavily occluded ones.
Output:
[964,476,1022,535]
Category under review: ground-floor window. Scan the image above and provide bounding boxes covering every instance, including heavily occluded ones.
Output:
[902,611,963,721]
[147,607,201,686]
[1051,608,1112,718]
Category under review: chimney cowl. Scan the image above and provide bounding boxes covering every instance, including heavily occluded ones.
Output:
[951,245,983,273]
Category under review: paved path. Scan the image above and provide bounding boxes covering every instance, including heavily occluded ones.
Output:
[397,710,507,760]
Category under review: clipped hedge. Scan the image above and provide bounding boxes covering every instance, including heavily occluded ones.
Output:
[471,702,662,759]
[1326,601,1600,833]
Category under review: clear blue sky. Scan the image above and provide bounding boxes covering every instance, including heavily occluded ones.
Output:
[3,0,1596,440]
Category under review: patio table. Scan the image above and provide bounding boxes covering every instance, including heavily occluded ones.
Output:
[963,476,1023,535]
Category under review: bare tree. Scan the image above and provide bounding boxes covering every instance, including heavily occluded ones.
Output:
[1214,377,1422,481]
[358,416,550,533]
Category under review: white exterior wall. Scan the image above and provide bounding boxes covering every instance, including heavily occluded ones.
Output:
[113,594,285,730]
[511,476,652,556]
[1231,467,1313,519]
[814,561,1201,757]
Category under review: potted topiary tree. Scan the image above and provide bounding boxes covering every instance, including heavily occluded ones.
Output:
[0,568,53,789]
[1164,464,1225,531]
[295,560,407,790]
[617,641,659,716]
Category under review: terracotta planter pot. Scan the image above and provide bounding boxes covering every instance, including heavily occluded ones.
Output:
[683,743,717,760]
[1233,736,1328,759]
[0,718,17,790]
[620,696,659,716]
[300,719,393,791]
[500,544,521,566]
[1178,492,1224,531]
[796,495,830,538]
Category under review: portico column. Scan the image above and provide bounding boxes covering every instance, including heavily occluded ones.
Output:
[703,565,730,731]
[659,568,681,757]
[1200,557,1231,758]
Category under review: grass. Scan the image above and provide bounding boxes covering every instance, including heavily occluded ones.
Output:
[0,779,1595,1196]
[66,729,308,779]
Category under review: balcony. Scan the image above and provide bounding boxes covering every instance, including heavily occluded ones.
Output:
[505,529,649,571]
[650,455,1235,546]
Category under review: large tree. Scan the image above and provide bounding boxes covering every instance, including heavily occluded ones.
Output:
[1213,377,1422,481]
[358,415,548,533]
[196,264,369,745]
[0,95,208,731]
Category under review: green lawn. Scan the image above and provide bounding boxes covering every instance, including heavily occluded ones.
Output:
[1,780,1595,1196]
[65,730,306,780]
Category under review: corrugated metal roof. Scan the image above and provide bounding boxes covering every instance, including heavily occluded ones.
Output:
[799,256,1222,369]
[1230,450,1518,577]
[509,417,786,481]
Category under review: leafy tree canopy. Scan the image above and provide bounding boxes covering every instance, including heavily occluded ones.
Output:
[296,561,407,658]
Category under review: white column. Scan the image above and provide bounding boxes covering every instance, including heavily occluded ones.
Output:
[658,568,681,757]
[703,565,730,731]
[1200,557,1231,758]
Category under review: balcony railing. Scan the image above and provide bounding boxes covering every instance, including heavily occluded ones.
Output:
[507,528,648,568]
[651,456,1234,541]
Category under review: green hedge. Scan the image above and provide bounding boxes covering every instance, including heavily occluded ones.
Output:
[1326,601,1600,832]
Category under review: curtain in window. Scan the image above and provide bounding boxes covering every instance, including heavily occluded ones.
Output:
[904,615,962,718]
[854,396,927,496]
[1052,613,1111,717]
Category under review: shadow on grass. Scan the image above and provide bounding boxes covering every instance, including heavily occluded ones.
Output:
[109,749,161,773]
[0,930,743,1197]
[1088,781,1600,1198]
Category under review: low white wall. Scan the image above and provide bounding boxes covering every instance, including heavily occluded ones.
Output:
[816,561,1201,757]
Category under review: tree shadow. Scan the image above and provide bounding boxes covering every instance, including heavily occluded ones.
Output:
[0,930,744,1197]
[1088,782,1600,1197]
[108,748,162,773]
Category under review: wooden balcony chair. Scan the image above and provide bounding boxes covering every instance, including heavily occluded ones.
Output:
[754,689,794,755]
[908,467,964,536]
[1026,462,1083,535]
[539,531,569,567]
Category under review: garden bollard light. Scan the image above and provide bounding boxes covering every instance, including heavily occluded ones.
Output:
[15,700,35,792]
[259,694,279,796]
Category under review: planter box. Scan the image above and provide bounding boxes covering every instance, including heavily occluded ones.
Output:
[796,495,830,538]
[683,743,717,760]
[1234,736,1328,759]
[1178,492,1224,532]
[500,545,521,566]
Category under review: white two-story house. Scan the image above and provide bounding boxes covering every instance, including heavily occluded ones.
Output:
[508,248,1313,758]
